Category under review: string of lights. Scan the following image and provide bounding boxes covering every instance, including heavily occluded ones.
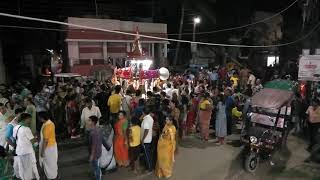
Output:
[0,24,65,31]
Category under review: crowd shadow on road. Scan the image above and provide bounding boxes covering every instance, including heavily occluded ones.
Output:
[270,163,320,180]
[227,140,242,147]
[224,144,293,180]
[179,135,219,149]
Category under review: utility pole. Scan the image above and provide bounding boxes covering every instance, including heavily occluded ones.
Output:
[94,0,98,18]
[0,41,6,84]
[191,16,200,64]
[152,0,155,22]
[17,0,21,15]
[173,1,185,66]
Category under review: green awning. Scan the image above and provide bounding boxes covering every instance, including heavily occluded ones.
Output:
[264,79,297,91]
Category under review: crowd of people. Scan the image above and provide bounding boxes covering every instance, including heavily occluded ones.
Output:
[0,64,319,180]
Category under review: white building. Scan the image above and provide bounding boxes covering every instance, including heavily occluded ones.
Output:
[65,17,168,76]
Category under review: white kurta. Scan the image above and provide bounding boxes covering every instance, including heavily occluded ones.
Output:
[0,115,8,147]
[17,153,40,180]
[0,119,7,147]
[13,125,39,180]
[13,156,20,179]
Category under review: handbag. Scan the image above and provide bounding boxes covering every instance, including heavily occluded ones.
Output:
[12,125,22,156]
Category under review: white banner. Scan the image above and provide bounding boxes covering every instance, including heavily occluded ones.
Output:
[298,55,320,81]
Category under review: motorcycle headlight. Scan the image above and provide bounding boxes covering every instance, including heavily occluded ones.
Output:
[250,136,258,144]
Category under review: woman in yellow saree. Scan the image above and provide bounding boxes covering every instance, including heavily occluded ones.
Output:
[155,116,176,178]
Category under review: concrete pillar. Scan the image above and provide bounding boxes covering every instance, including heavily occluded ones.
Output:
[148,43,151,57]
[112,58,116,66]
[29,55,36,79]
[70,58,74,67]
[159,43,168,67]
[67,41,79,67]
[127,42,131,52]
[103,42,108,64]
[223,53,227,67]
[163,43,168,58]
[0,41,6,84]
[151,43,155,58]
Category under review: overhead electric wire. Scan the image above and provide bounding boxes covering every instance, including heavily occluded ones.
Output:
[0,12,318,48]
[0,24,65,31]
[168,0,299,35]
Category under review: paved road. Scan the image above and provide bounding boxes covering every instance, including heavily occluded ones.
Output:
[59,134,318,180]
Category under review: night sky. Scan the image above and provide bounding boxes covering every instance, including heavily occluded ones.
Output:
[0,0,303,41]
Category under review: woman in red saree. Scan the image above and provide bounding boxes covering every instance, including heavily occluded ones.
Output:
[186,93,198,134]
[114,111,129,167]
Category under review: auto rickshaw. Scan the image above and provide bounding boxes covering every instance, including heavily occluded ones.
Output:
[54,73,83,84]
[241,80,296,173]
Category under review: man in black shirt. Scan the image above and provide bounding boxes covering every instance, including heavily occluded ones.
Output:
[95,85,110,124]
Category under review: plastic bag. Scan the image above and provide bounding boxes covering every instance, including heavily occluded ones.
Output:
[99,145,116,170]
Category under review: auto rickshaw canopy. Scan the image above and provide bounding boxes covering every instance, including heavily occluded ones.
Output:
[251,88,294,109]
[264,79,297,91]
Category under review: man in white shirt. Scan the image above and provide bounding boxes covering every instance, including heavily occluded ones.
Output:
[172,84,180,98]
[81,98,102,131]
[253,79,263,94]
[195,80,205,94]
[13,113,40,180]
[141,107,154,171]
[165,83,173,100]
[247,71,256,87]
[0,103,10,147]
[122,90,132,117]
[0,93,8,106]
[186,70,195,82]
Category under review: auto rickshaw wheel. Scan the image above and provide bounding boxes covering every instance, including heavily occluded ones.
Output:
[244,152,259,173]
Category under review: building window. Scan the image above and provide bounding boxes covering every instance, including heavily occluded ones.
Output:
[267,56,279,67]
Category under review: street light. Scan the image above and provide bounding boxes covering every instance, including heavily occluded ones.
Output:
[193,17,201,42]
[192,16,201,64]
[194,17,201,24]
